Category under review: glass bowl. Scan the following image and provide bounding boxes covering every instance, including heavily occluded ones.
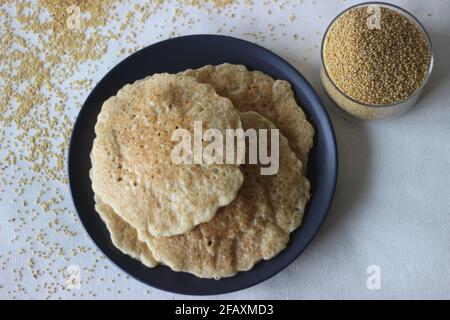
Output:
[320,2,434,121]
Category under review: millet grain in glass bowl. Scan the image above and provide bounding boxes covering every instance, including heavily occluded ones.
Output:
[321,2,433,121]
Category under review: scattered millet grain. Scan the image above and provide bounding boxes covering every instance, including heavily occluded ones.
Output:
[0,0,319,298]
[323,6,431,106]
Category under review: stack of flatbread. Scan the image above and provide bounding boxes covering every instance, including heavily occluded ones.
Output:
[90,64,314,279]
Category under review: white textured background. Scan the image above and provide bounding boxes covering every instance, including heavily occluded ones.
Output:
[1,0,449,299]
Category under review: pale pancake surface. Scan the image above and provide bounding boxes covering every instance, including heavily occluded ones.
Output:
[180,63,315,170]
[138,111,311,279]
[94,195,158,268]
[91,73,244,237]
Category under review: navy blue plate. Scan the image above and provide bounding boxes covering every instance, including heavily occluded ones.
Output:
[68,35,337,295]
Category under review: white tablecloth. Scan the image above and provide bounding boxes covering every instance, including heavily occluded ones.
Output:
[1,0,449,299]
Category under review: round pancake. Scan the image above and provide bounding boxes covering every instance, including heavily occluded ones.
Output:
[94,195,158,268]
[180,63,315,171]
[138,111,311,279]
[91,73,244,237]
